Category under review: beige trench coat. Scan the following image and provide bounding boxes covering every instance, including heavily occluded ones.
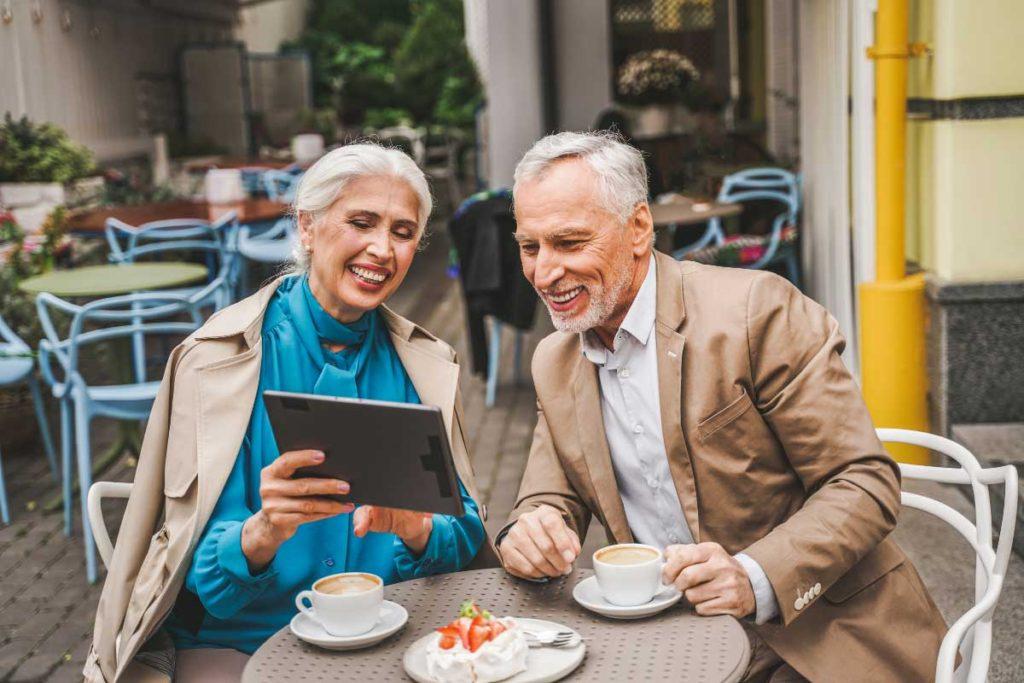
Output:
[84,279,495,682]
[503,253,949,682]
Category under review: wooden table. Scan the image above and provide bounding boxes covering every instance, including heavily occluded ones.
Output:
[242,568,750,683]
[650,196,743,227]
[67,199,289,234]
[183,157,298,172]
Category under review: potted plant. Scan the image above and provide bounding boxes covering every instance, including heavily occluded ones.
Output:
[616,50,702,138]
[0,114,94,232]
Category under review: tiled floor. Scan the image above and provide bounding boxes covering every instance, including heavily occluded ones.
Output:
[0,233,1021,681]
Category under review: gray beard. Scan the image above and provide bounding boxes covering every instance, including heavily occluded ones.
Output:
[542,256,634,335]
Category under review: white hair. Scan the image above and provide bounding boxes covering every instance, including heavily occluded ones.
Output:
[291,142,432,271]
[512,130,648,222]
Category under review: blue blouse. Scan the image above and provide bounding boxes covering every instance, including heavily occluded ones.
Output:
[167,276,484,654]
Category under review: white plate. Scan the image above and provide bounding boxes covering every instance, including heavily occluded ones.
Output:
[289,600,408,651]
[572,576,682,620]
[403,617,585,683]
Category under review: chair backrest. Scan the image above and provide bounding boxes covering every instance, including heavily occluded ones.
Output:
[263,170,302,202]
[376,126,425,165]
[35,291,202,395]
[105,215,233,263]
[87,481,133,568]
[0,313,28,353]
[878,428,1018,683]
[717,167,800,222]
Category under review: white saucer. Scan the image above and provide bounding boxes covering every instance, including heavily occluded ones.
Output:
[290,600,408,651]
[572,576,682,620]
[403,617,584,683]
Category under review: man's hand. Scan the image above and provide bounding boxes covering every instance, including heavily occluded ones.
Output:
[498,505,581,579]
[662,542,756,618]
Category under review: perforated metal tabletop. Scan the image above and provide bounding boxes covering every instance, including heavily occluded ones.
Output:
[242,568,750,682]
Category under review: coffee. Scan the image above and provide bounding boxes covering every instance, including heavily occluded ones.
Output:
[316,573,380,595]
[597,546,659,566]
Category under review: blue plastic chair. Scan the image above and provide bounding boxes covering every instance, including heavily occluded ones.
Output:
[0,315,58,524]
[672,168,802,286]
[36,292,201,582]
[106,213,240,312]
[263,170,302,202]
[235,217,298,295]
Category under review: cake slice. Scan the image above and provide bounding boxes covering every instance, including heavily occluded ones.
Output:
[425,601,529,683]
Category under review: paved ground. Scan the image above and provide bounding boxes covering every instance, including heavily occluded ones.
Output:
[0,233,1021,681]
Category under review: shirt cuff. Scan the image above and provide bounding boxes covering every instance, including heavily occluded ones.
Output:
[217,521,279,588]
[394,515,449,580]
[735,552,779,625]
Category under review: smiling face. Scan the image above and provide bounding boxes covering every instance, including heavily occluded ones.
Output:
[514,158,653,343]
[298,174,422,322]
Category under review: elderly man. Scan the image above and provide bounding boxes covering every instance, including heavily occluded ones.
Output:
[498,131,947,681]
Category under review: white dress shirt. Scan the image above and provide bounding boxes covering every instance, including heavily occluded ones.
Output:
[580,255,778,624]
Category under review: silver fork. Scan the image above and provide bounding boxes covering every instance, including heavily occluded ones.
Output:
[521,628,578,649]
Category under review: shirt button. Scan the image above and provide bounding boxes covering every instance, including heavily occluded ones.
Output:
[633,424,643,434]
[619,368,631,379]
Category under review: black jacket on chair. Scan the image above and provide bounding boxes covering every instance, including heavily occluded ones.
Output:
[448,193,538,377]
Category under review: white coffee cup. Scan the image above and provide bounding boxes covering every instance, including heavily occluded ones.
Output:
[294,572,383,637]
[593,543,667,606]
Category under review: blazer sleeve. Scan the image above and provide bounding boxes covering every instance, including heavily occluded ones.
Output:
[738,272,901,626]
[499,401,592,545]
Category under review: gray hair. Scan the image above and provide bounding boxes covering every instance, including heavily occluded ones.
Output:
[291,142,432,271]
[513,130,648,222]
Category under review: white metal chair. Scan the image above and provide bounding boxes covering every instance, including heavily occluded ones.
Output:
[879,428,1018,683]
[87,481,133,569]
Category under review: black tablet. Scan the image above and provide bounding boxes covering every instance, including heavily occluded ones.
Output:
[263,389,465,517]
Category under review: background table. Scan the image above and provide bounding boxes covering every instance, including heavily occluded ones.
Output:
[67,199,289,234]
[651,197,743,227]
[242,568,750,682]
[18,263,208,297]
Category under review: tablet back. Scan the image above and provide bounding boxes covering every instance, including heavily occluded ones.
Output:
[264,390,465,517]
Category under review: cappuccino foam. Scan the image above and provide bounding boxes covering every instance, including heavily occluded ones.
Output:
[315,573,379,595]
[597,547,659,566]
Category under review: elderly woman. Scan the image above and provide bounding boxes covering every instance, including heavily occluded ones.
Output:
[85,144,488,683]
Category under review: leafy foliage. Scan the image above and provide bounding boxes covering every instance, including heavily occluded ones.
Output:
[290,0,481,129]
[0,114,94,183]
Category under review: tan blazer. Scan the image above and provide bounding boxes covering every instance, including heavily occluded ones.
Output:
[504,253,948,682]
[84,279,494,682]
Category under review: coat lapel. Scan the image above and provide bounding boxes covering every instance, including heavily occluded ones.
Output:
[572,355,633,543]
[653,252,700,541]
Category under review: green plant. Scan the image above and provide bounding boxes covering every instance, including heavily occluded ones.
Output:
[363,107,415,130]
[0,114,94,183]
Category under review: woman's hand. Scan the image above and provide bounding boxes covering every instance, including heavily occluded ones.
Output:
[242,450,354,573]
[353,506,433,555]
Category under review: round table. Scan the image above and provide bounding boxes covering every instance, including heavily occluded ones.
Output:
[18,262,208,297]
[651,197,742,227]
[242,568,750,682]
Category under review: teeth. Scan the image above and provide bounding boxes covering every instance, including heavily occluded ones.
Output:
[350,266,387,283]
[549,286,583,304]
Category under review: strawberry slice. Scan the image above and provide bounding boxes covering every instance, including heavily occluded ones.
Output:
[456,617,473,649]
[436,624,459,638]
[489,620,506,638]
[439,633,457,650]
[468,622,490,652]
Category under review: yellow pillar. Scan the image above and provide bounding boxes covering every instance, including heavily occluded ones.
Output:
[859,0,929,463]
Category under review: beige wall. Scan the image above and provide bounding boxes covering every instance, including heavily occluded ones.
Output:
[907,0,1024,282]
[236,0,309,54]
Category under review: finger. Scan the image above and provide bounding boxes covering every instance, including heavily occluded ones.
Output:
[272,450,325,478]
[270,497,352,517]
[684,577,722,605]
[266,477,349,498]
[501,543,546,580]
[662,545,689,584]
[539,511,579,565]
[509,526,565,577]
[675,561,716,592]
[352,506,373,536]
[694,596,738,617]
[520,515,570,573]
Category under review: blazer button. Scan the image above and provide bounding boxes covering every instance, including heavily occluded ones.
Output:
[794,597,805,611]
[814,583,822,595]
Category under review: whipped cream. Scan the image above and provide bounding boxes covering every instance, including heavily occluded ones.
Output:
[425,618,528,683]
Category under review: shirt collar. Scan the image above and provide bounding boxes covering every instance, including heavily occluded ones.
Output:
[580,253,657,365]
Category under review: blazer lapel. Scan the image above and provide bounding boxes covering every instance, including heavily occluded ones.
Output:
[572,355,633,543]
[653,252,700,541]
